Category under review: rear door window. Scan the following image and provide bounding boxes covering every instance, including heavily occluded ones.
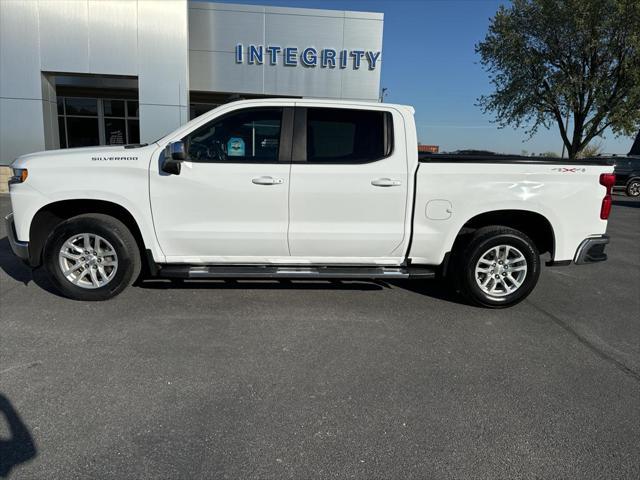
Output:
[305,108,392,163]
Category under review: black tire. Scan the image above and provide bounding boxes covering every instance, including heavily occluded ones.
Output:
[626,178,640,197]
[43,214,141,301]
[452,226,540,308]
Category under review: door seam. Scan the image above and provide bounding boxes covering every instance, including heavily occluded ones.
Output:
[286,162,292,256]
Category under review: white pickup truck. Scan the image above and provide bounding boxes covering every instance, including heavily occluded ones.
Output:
[6,98,615,307]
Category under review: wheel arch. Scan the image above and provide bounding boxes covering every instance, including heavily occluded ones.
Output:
[625,175,640,187]
[444,209,555,274]
[29,199,147,268]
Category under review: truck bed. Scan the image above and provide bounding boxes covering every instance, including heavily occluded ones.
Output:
[409,155,614,266]
[418,152,614,166]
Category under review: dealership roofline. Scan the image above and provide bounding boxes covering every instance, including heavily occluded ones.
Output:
[190,1,384,20]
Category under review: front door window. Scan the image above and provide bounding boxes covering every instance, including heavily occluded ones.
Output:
[182,108,282,163]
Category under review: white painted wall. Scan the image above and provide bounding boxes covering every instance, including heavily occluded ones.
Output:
[0,0,189,166]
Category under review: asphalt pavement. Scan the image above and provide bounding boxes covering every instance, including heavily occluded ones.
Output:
[1,193,638,479]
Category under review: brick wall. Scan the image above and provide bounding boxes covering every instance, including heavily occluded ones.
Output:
[0,167,11,193]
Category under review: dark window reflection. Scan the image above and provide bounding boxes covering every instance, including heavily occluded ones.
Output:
[190,103,218,120]
[56,96,139,148]
[104,118,126,145]
[66,117,99,147]
[127,101,139,118]
[103,100,125,117]
[58,117,67,148]
[65,98,98,116]
[127,120,140,144]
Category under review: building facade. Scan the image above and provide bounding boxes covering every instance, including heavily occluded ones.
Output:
[0,0,384,189]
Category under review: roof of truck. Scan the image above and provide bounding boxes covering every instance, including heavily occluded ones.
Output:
[223,97,415,113]
[154,97,414,145]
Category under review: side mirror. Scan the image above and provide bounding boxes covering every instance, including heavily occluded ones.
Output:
[161,141,185,175]
[170,141,186,161]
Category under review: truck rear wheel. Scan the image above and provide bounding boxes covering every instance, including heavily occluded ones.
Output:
[43,214,141,301]
[453,226,540,308]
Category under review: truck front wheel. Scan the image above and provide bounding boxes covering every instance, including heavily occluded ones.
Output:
[43,214,141,301]
[453,226,540,308]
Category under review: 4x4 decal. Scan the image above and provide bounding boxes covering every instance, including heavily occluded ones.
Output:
[552,167,586,173]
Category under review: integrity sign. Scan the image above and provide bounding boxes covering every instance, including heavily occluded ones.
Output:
[235,44,381,70]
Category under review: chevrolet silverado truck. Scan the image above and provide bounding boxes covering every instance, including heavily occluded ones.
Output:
[5,99,615,307]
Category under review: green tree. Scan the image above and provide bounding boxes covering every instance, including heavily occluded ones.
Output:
[477,0,640,159]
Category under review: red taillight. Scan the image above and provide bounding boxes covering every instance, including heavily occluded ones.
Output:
[600,195,612,220]
[600,173,615,189]
[599,173,615,220]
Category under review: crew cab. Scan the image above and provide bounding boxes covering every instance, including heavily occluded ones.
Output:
[5,99,615,307]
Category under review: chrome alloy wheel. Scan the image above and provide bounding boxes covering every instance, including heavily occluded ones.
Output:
[58,233,118,289]
[474,245,527,297]
[628,181,640,197]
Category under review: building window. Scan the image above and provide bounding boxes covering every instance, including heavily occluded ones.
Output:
[190,102,219,120]
[57,97,140,148]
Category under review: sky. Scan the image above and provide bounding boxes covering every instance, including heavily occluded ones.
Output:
[211,0,635,155]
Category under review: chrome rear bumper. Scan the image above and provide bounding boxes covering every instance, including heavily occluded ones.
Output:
[574,235,609,264]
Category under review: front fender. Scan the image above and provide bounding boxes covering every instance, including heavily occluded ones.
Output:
[10,185,165,264]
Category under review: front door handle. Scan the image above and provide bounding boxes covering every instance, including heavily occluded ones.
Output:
[252,176,284,185]
[371,178,402,187]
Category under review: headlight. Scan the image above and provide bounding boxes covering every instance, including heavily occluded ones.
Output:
[9,168,28,184]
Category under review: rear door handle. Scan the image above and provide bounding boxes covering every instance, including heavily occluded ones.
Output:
[371,178,402,187]
[252,176,284,185]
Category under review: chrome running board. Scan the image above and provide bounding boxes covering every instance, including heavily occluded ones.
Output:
[158,265,436,280]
